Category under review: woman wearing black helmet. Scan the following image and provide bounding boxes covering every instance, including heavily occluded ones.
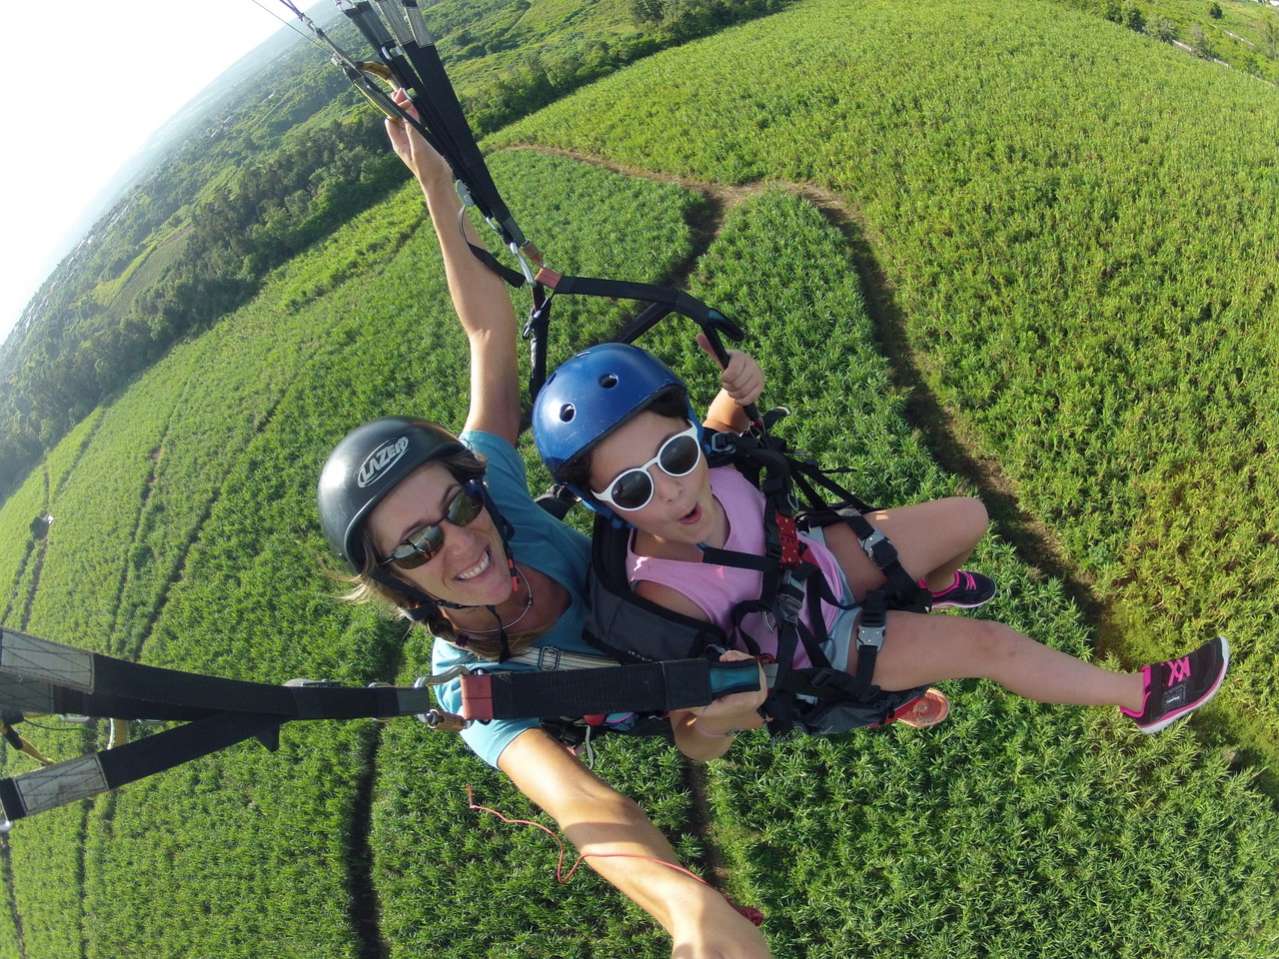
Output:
[317,91,773,959]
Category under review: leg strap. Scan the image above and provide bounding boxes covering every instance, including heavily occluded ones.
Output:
[849,588,888,698]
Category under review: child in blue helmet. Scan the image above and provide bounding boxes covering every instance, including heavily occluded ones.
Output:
[532,341,1230,762]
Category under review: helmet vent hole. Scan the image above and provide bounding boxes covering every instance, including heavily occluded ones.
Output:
[599,374,618,389]
[559,403,576,422]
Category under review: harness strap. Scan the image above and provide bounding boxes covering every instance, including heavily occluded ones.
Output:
[0,712,285,824]
[849,589,888,698]
[458,658,760,722]
[0,628,765,823]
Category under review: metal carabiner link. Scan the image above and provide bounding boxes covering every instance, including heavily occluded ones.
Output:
[508,241,537,286]
[414,666,470,686]
[412,674,470,732]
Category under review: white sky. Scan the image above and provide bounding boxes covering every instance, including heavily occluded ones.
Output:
[0,1,302,347]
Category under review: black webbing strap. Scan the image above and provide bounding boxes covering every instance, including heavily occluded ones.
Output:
[398,40,524,244]
[0,628,435,723]
[765,590,889,710]
[789,467,930,612]
[341,1,524,247]
[849,589,887,697]
[524,284,553,403]
[90,656,433,720]
[696,545,772,572]
[0,712,284,824]
[538,271,746,351]
[0,629,768,823]
[458,658,760,721]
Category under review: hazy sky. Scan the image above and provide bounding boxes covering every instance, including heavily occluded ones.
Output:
[0,1,306,347]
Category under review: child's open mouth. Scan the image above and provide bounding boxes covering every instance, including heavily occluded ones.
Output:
[678,504,702,525]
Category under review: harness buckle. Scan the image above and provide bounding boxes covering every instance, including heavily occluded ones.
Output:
[708,431,737,455]
[859,528,887,558]
[856,622,887,651]
[774,576,805,625]
[536,647,563,671]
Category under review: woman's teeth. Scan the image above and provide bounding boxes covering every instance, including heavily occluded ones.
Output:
[456,548,492,582]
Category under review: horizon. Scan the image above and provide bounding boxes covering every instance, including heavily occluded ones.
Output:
[0,1,316,351]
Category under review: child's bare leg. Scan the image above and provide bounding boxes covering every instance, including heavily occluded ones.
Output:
[868,610,1145,711]
[822,496,988,600]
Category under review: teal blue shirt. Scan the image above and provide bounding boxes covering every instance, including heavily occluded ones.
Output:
[430,430,594,768]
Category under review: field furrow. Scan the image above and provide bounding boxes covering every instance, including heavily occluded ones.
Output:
[493,0,1279,779]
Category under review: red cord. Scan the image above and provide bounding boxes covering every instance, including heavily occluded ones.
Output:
[465,786,764,926]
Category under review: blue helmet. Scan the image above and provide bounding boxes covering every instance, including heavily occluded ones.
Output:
[532,343,694,506]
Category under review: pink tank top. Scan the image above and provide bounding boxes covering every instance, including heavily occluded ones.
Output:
[626,467,846,667]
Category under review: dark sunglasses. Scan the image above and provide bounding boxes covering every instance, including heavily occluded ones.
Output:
[591,423,702,512]
[378,483,485,569]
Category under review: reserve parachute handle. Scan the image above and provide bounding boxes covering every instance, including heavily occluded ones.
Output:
[0,627,760,826]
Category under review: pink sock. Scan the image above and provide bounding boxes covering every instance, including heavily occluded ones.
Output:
[921,571,961,596]
[1119,665,1152,718]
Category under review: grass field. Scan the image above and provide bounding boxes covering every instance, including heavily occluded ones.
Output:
[494,0,1279,784]
[0,0,1277,954]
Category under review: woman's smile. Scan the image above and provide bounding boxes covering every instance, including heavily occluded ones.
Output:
[454,546,494,583]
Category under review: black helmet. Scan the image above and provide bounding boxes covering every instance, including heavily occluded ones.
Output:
[318,417,467,572]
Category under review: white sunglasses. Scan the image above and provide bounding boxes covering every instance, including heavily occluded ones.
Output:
[591,423,703,512]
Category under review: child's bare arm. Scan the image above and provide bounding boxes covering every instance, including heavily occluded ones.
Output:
[696,335,764,434]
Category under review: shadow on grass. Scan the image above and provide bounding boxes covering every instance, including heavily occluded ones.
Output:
[812,198,1279,807]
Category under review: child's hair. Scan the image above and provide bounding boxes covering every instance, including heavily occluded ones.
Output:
[560,385,691,492]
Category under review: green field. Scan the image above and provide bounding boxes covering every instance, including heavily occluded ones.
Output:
[495,0,1279,782]
[0,0,1277,955]
[1068,0,1279,81]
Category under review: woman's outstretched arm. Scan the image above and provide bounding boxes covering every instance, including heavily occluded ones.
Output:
[385,92,521,443]
[499,728,772,958]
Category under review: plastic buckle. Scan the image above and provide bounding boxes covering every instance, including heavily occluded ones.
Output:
[774,580,804,625]
[536,647,563,671]
[708,431,737,455]
[859,528,887,560]
[856,623,887,651]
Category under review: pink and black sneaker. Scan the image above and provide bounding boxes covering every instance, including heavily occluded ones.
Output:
[925,570,997,610]
[1121,636,1230,734]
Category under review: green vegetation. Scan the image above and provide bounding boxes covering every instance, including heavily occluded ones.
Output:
[494,0,1279,781]
[0,0,798,509]
[0,470,45,625]
[1065,0,1279,78]
[1,0,1277,954]
[682,191,1279,958]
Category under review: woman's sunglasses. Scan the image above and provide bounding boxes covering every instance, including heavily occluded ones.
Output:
[591,423,702,512]
[378,482,485,569]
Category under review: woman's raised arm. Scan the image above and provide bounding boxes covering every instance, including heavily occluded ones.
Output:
[386,91,521,443]
[498,729,773,958]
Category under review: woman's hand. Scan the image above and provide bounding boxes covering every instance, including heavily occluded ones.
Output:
[670,888,772,958]
[696,333,765,408]
[384,89,451,186]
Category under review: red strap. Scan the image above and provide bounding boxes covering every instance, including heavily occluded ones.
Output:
[776,512,803,567]
[458,673,494,721]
